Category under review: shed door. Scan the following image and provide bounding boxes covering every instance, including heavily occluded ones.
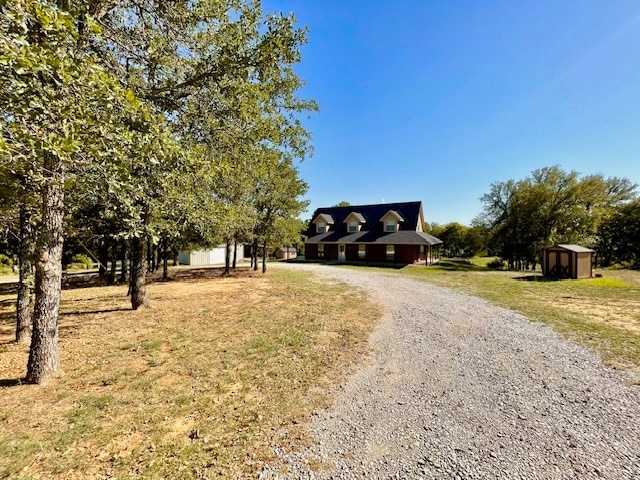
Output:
[549,251,570,278]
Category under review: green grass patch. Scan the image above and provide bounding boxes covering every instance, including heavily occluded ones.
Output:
[345,259,640,372]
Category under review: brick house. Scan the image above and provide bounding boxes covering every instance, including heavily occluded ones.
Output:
[305,201,442,265]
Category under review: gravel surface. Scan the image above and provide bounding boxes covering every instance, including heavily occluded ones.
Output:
[261,263,640,480]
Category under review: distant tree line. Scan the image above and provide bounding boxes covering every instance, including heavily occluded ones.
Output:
[425,222,488,259]
[427,166,638,271]
[0,1,315,383]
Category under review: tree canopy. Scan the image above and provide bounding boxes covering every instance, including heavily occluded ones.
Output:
[478,166,637,269]
[0,0,315,383]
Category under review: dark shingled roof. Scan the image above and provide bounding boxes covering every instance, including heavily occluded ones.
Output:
[343,212,366,223]
[382,210,404,222]
[312,213,335,224]
[306,201,443,245]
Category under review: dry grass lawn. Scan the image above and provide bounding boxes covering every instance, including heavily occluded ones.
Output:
[0,267,379,479]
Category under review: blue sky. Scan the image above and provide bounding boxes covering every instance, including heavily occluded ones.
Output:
[264,0,640,224]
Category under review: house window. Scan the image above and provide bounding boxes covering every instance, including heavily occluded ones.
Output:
[317,222,326,234]
[358,244,366,259]
[318,244,324,258]
[386,245,394,261]
[385,220,396,232]
[348,221,357,233]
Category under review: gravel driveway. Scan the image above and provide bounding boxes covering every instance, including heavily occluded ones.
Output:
[261,265,640,479]
[262,263,640,480]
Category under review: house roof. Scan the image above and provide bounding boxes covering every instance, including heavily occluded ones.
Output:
[380,209,404,222]
[343,212,366,223]
[306,201,443,245]
[555,244,595,253]
[312,213,335,224]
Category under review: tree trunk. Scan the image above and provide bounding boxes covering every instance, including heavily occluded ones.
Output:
[172,248,178,266]
[16,204,35,344]
[119,240,127,283]
[223,239,231,276]
[127,247,133,296]
[162,237,169,281]
[107,240,117,285]
[232,240,238,269]
[131,235,150,309]
[146,237,153,272]
[252,238,259,271]
[26,156,64,384]
[98,238,108,278]
[262,240,267,273]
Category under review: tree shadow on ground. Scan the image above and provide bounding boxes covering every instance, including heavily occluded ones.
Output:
[60,307,131,317]
[513,274,569,282]
[0,378,24,388]
[428,259,487,272]
[0,266,259,296]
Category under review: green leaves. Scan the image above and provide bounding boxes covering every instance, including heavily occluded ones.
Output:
[479,166,638,267]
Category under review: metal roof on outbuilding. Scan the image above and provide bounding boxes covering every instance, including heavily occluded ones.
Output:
[556,244,595,253]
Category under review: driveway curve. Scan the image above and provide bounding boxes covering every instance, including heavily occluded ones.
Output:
[263,264,640,480]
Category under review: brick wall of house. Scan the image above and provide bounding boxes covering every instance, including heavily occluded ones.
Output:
[305,243,318,259]
[395,245,420,264]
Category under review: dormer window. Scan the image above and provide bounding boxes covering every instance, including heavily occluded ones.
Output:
[313,213,334,234]
[385,220,396,232]
[380,210,404,233]
[343,212,365,233]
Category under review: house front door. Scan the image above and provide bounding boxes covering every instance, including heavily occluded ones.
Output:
[338,244,346,262]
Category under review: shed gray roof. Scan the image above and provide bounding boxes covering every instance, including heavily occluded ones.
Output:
[556,244,595,253]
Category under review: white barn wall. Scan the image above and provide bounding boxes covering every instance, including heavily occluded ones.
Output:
[178,244,244,266]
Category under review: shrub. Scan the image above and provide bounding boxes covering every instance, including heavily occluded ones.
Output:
[0,254,15,275]
[71,254,93,269]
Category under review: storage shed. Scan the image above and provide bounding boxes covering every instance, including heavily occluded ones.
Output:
[542,244,594,279]
[275,247,298,260]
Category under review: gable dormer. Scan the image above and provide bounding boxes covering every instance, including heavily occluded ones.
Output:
[343,212,366,233]
[380,210,404,233]
[312,213,334,234]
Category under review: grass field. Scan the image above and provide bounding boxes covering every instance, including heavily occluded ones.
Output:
[0,267,379,479]
[346,259,640,375]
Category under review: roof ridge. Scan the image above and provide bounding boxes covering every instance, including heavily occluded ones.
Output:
[316,200,422,210]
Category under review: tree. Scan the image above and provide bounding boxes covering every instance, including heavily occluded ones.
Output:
[479,166,637,270]
[1,0,177,382]
[251,151,308,273]
[99,0,316,292]
[596,199,640,267]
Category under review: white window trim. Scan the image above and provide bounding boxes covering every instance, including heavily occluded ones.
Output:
[386,245,395,261]
[385,220,396,232]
